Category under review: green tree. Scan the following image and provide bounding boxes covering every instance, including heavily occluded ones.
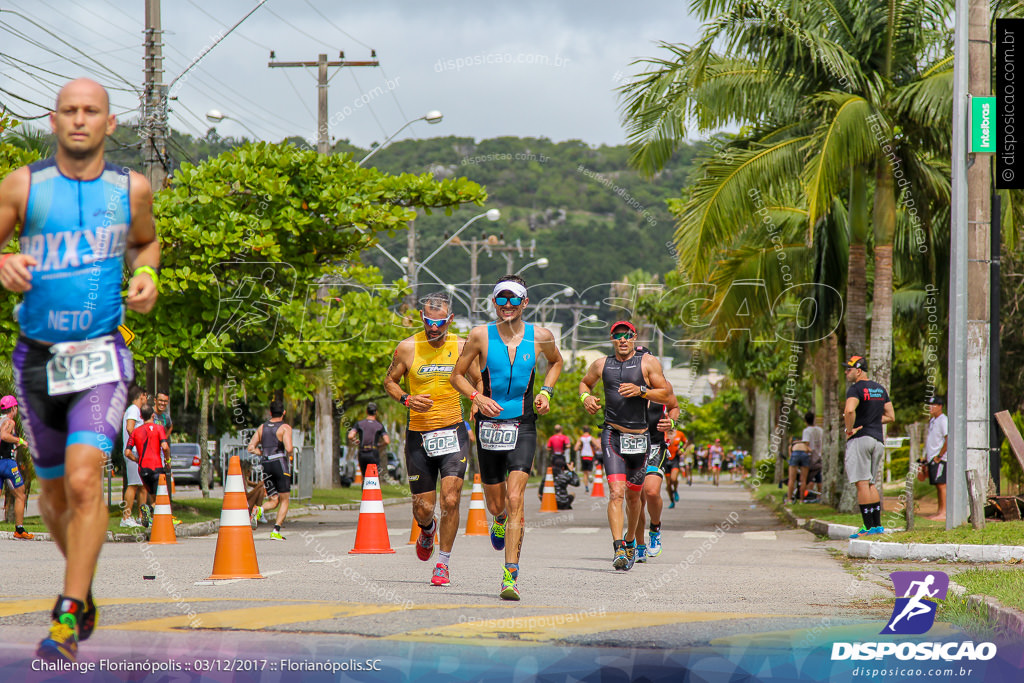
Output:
[138,141,487,490]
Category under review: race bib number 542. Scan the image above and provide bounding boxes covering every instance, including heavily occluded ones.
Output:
[46,337,121,396]
[620,433,648,455]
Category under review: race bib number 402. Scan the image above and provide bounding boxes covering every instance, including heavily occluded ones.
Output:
[479,421,519,451]
[422,428,460,458]
[620,433,649,455]
[46,337,121,396]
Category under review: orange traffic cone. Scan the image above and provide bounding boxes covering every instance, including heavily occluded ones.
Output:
[354,467,364,487]
[408,518,420,545]
[591,463,606,497]
[149,474,177,544]
[464,474,488,535]
[349,464,395,554]
[540,467,558,512]
[208,456,263,579]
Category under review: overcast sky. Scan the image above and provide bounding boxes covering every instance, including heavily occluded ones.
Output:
[0,0,702,148]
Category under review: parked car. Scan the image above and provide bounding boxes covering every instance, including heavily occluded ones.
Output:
[170,443,214,488]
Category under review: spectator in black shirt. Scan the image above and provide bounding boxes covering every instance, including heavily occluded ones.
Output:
[348,402,390,479]
[842,355,895,538]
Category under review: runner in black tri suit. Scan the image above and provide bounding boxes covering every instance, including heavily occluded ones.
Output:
[0,79,159,662]
[579,322,673,571]
[247,400,294,540]
[631,350,680,563]
[0,396,32,539]
[348,402,390,480]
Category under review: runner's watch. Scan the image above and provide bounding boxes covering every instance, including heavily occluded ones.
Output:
[400,393,410,407]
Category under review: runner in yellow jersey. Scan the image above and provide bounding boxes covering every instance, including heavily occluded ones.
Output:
[384,291,481,586]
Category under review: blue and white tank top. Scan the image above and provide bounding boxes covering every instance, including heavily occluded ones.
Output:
[482,322,536,421]
[18,158,130,343]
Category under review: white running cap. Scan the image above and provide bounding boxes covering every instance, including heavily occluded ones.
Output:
[492,281,527,299]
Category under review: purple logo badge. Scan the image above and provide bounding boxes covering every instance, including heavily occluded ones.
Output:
[883,571,949,635]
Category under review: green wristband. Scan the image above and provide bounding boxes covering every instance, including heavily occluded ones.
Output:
[133,265,159,289]
[579,392,591,404]
[538,390,552,401]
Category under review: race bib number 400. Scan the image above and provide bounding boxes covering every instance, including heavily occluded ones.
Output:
[46,337,121,396]
[620,433,649,455]
[479,421,519,451]
[422,428,460,458]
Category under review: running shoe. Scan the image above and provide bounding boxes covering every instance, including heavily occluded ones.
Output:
[635,544,647,563]
[585,486,590,493]
[648,531,663,557]
[416,524,436,562]
[250,506,263,530]
[431,563,450,586]
[499,567,520,600]
[79,593,97,642]
[624,543,636,570]
[270,530,285,540]
[866,526,885,536]
[140,505,152,528]
[613,547,629,570]
[849,526,870,539]
[490,515,507,551]
[673,490,679,502]
[119,517,141,528]
[37,607,79,662]
[669,500,675,509]
[14,529,35,539]
[172,517,183,526]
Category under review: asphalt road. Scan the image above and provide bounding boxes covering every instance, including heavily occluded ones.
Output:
[0,477,893,679]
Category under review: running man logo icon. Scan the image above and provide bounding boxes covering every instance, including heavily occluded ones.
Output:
[883,571,949,635]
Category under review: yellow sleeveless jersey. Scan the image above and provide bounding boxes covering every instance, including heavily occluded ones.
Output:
[407,331,463,431]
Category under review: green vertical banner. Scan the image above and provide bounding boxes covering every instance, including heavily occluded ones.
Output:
[971,96,996,153]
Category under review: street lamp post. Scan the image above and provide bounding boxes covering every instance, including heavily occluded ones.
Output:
[515,257,549,276]
[567,314,600,366]
[533,287,574,323]
[358,110,443,167]
[205,109,259,139]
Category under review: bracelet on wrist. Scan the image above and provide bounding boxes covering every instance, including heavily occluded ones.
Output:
[0,254,11,269]
[538,389,552,401]
[469,391,479,401]
[133,265,159,289]
[400,393,409,407]
[541,385,554,396]
[579,392,592,404]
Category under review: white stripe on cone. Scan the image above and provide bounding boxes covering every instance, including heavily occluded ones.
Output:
[220,508,251,527]
[224,474,245,494]
[154,504,172,516]
[359,499,385,514]
[469,499,485,509]
[156,484,168,496]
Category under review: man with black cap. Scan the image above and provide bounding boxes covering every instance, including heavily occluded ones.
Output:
[348,402,391,480]
[842,355,895,538]
[579,321,674,570]
[923,396,948,521]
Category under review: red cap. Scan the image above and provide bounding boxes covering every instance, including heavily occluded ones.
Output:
[610,320,636,334]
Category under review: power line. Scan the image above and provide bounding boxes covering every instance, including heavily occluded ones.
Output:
[301,0,373,51]
[263,5,336,50]
[347,68,389,138]
[184,0,274,52]
[169,0,270,91]
[283,69,317,121]
[0,10,140,92]
[377,63,412,127]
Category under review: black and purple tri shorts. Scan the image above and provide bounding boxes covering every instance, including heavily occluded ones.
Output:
[12,334,133,480]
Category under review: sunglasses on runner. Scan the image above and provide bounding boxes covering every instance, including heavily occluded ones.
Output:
[611,331,636,340]
[422,314,450,327]
[494,296,523,306]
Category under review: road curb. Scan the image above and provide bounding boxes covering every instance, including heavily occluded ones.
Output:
[293,496,411,512]
[0,530,51,542]
[965,593,1024,638]
[847,539,1024,562]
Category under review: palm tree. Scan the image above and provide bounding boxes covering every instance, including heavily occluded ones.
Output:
[619,0,954,401]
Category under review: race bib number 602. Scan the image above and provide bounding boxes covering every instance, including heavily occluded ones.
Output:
[422,428,460,458]
[46,338,122,396]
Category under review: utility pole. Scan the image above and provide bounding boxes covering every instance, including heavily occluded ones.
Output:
[269,50,377,489]
[142,0,168,397]
[268,52,379,154]
[447,236,531,321]
[964,0,992,528]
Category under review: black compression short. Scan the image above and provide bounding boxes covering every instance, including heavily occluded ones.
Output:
[476,420,537,486]
[405,422,470,495]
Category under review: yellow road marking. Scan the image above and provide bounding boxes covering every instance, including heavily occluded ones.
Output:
[390,611,767,646]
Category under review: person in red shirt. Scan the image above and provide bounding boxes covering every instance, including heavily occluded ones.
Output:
[125,405,170,527]
[546,424,572,465]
